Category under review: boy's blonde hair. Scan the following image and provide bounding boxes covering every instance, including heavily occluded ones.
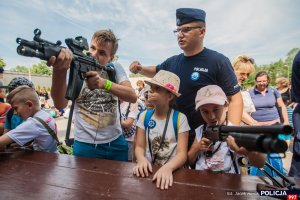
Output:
[7,85,39,106]
[92,29,119,57]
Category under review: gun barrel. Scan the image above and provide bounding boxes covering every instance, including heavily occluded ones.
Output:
[230,132,288,153]
[17,45,45,59]
[217,124,292,134]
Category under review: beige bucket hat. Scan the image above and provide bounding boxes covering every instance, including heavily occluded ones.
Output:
[144,70,181,97]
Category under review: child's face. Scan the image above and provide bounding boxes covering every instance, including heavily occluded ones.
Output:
[144,91,154,109]
[89,39,113,65]
[148,85,174,106]
[11,100,32,120]
[137,82,144,89]
[198,104,228,126]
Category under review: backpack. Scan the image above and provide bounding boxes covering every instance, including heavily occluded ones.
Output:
[143,109,180,140]
[122,103,137,138]
[35,117,73,155]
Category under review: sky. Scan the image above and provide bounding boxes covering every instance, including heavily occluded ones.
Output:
[0,0,300,75]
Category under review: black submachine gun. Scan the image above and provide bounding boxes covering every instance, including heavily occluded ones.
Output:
[203,124,292,153]
[16,29,116,147]
[204,124,299,198]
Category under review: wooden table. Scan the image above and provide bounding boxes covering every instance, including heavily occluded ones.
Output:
[0,151,279,200]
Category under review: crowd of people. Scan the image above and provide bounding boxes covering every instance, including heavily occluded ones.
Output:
[0,7,299,190]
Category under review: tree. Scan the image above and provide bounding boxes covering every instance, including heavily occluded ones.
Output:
[31,61,52,75]
[10,61,52,76]
[285,48,300,65]
[241,47,300,87]
[9,65,29,73]
[0,57,6,68]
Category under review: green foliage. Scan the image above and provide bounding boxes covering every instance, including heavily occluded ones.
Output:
[0,57,5,68]
[243,47,299,87]
[9,61,52,76]
[31,61,52,75]
[10,65,29,73]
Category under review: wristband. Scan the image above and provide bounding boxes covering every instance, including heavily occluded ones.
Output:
[104,79,112,92]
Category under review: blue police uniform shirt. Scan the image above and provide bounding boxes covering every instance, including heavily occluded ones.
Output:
[156,48,240,129]
[291,50,300,103]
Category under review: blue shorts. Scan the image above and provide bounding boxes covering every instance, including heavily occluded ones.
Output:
[73,135,128,162]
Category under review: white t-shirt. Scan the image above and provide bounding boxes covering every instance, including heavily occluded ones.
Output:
[7,110,57,153]
[136,109,190,166]
[120,101,138,142]
[73,62,129,144]
[241,91,256,114]
[195,124,241,174]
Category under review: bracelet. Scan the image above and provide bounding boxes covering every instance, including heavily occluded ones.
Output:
[104,79,112,92]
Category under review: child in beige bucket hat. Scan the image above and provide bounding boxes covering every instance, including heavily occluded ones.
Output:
[144,70,181,97]
[188,85,266,173]
[133,70,190,190]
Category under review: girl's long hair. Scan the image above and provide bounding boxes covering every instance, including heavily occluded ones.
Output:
[168,92,178,110]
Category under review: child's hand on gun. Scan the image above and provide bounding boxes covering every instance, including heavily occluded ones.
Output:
[226,136,249,156]
[199,137,213,152]
[152,165,173,190]
[133,157,152,177]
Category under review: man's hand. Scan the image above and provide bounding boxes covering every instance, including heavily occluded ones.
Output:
[129,61,142,74]
[47,48,73,71]
[84,71,106,90]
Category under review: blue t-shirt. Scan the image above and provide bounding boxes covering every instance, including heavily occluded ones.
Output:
[156,48,240,129]
[291,50,300,103]
[4,114,24,130]
[249,87,281,121]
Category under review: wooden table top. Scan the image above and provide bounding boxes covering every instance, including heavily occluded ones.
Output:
[0,151,279,200]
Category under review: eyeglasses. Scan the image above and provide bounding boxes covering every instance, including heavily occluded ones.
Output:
[173,26,203,36]
[239,56,255,64]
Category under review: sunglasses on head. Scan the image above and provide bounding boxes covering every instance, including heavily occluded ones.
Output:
[239,56,255,64]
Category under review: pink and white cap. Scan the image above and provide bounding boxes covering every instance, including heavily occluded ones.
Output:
[195,85,228,110]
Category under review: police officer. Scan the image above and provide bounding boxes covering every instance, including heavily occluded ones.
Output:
[129,8,243,149]
[289,50,300,179]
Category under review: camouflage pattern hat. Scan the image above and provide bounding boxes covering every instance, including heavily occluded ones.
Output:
[8,77,35,90]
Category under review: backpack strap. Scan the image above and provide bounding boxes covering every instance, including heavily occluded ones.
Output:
[105,63,117,83]
[34,117,60,144]
[144,109,154,130]
[144,109,180,140]
[125,103,131,118]
[229,150,239,174]
[172,110,180,141]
